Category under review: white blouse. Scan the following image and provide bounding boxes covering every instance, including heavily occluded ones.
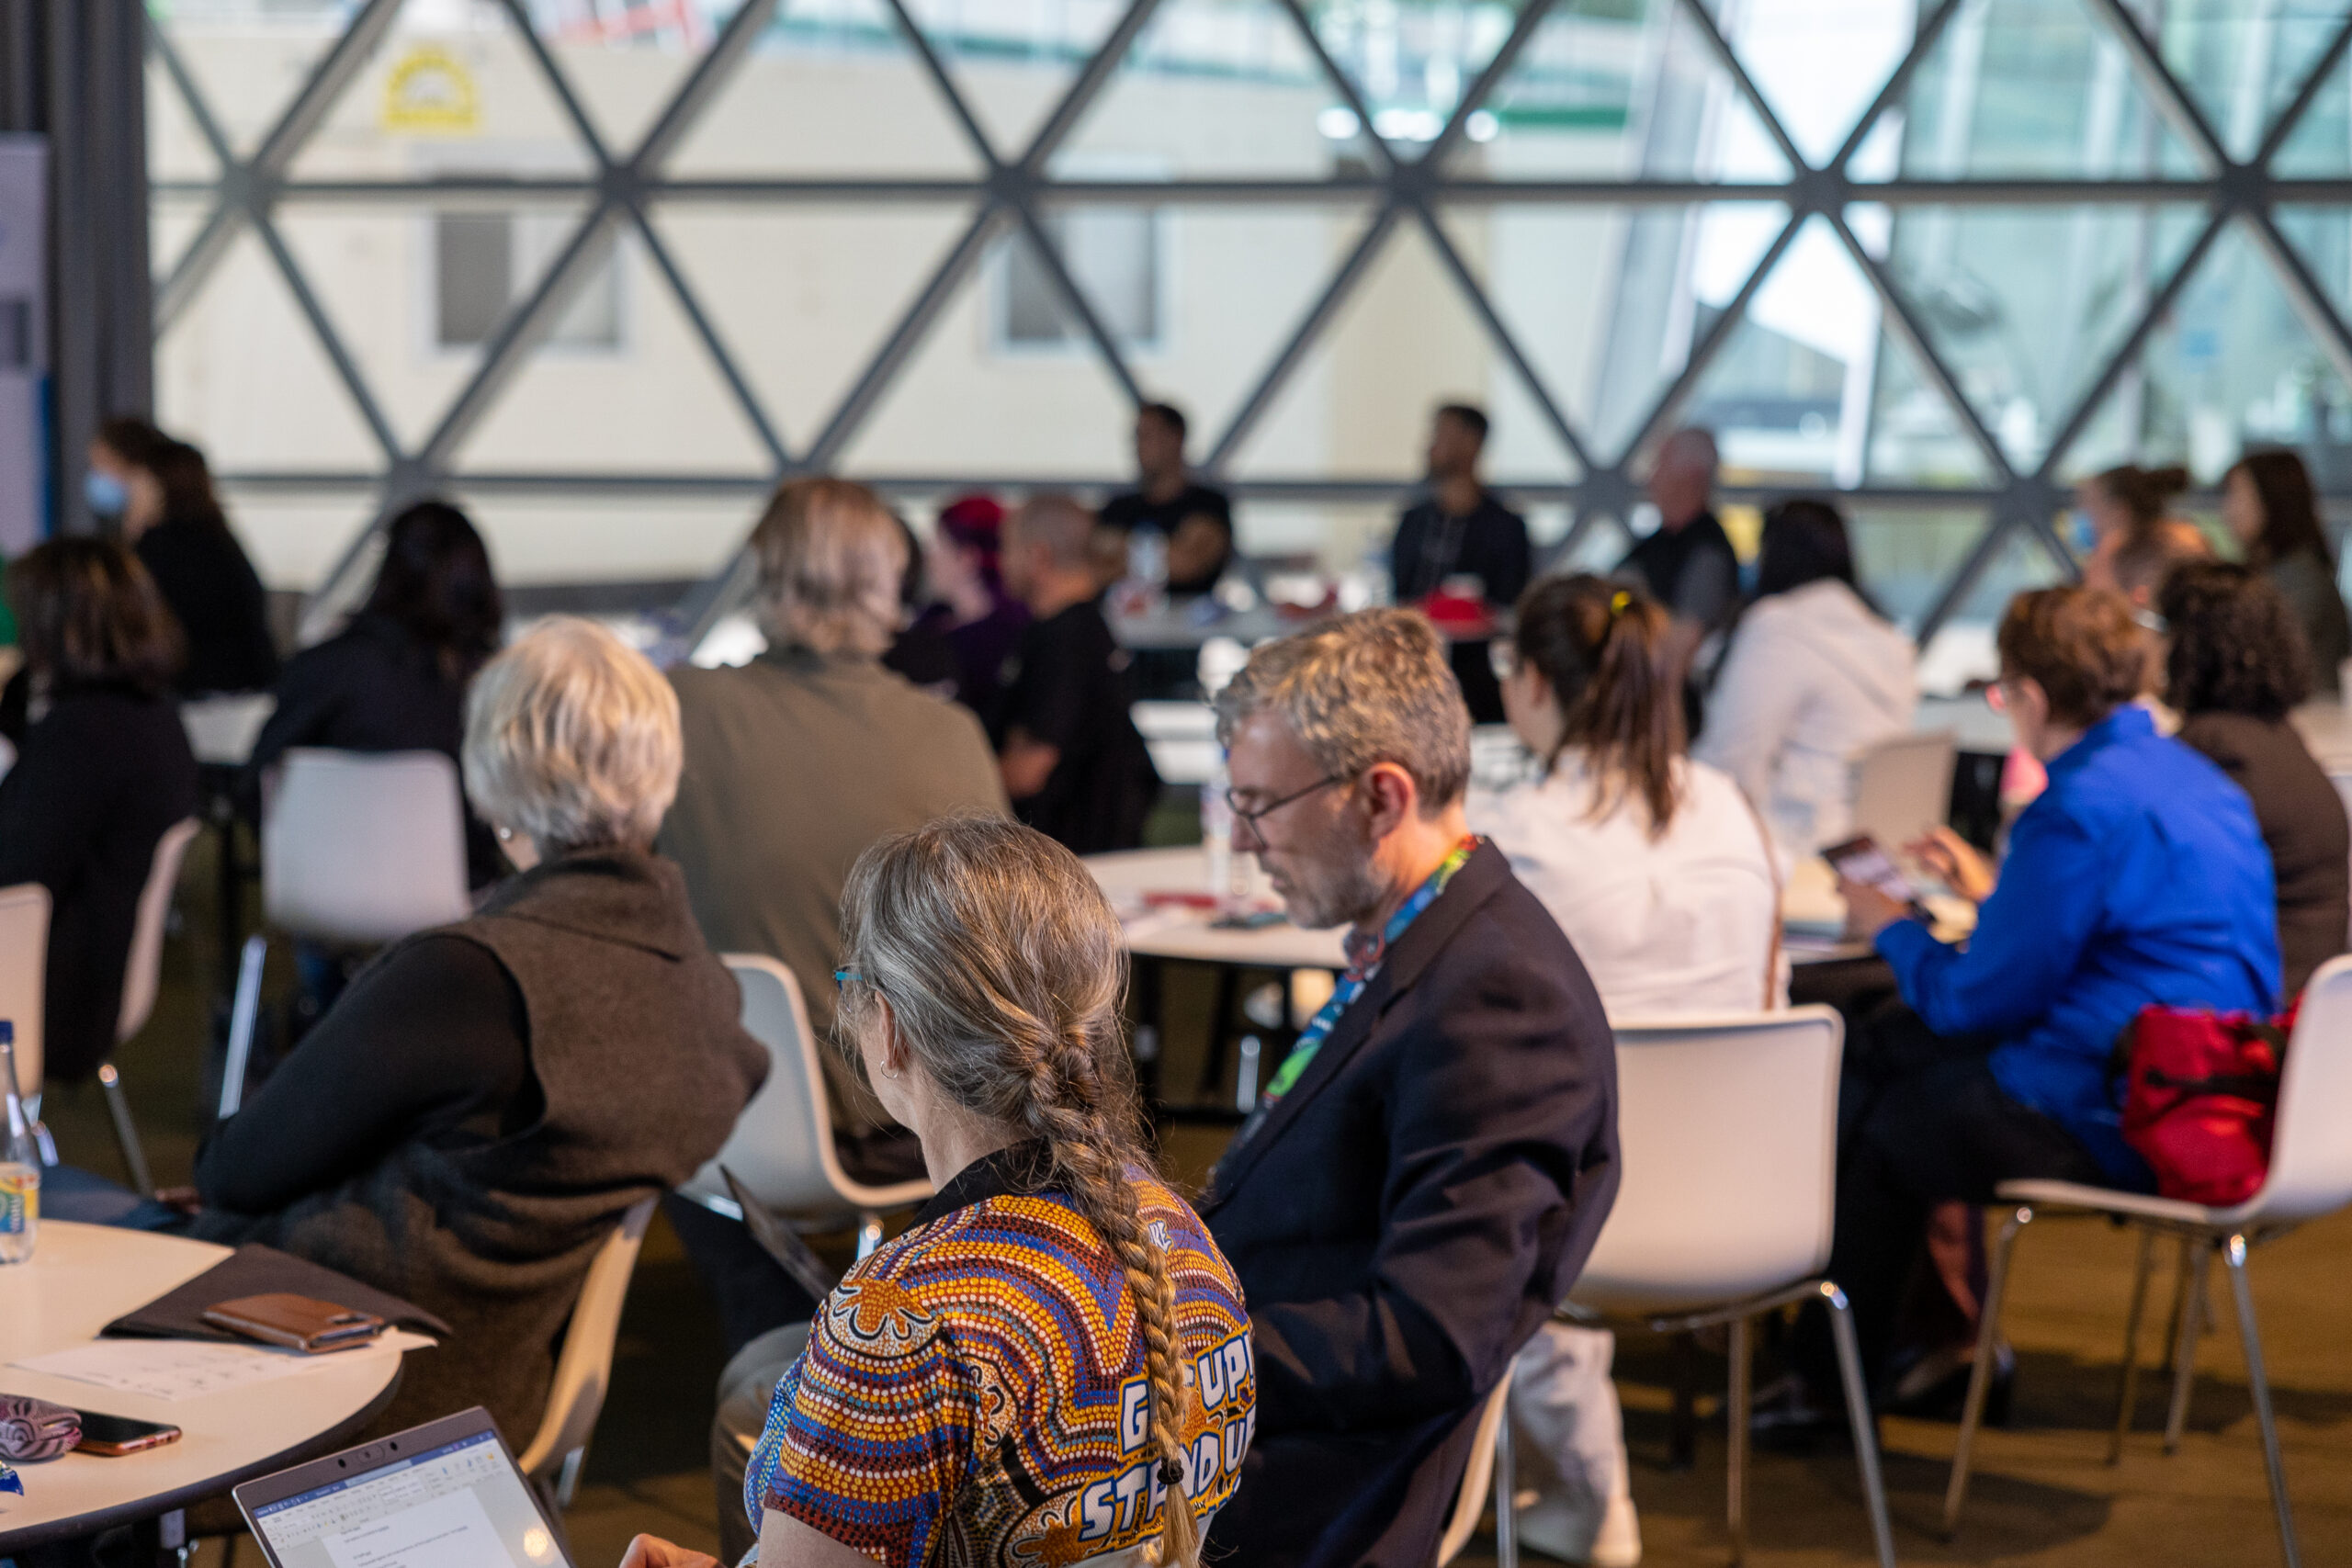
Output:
[1696,578,1918,860]
[1469,752,1782,1019]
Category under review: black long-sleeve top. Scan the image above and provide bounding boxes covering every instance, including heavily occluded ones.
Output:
[0,682,201,1081]
[196,936,530,1211]
[136,513,280,695]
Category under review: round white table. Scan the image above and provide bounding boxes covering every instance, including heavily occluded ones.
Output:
[1085,846,1886,972]
[1087,848,1349,970]
[0,1223,404,1551]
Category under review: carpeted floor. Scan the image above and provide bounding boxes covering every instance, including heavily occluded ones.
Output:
[40,828,2351,1567]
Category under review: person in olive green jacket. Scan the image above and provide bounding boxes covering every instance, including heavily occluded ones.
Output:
[659,479,1009,1349]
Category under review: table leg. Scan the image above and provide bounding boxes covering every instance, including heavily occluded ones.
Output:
[209,794,245,1033]
[1130,955,1166,1107]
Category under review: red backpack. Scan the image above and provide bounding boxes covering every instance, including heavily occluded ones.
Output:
[2120,1001,2294,1207]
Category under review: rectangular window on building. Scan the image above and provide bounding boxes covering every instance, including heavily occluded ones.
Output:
[998,208,1162,353]
[433,212,623,353]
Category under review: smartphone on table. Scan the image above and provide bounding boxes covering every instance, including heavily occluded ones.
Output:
[1820,834,1936,925]
[73,1409,183,1456]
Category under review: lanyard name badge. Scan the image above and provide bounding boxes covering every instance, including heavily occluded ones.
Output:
[1226,838,1480,1150]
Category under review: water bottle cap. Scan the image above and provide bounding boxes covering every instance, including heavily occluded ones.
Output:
[0,1021,12,1044]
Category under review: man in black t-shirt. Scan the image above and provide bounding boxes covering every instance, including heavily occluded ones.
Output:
[1099,401,1235,595]
[995,494,1161,853]
[1391,403,1530,723]
[1617,426,1738,651]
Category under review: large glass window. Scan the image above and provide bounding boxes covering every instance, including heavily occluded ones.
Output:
[146,0,2352,674]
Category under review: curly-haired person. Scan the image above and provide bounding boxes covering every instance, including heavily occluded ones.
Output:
[2162,560,2349,996]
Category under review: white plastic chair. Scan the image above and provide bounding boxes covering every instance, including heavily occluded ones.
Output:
[1558,1008,1896,1568]
[1943,955,2352,1567]
[178,693,277,768]
[1852,728,1958,852]
[516,1195,658,1506]
[95,818,202,1194]
[1433,1371,1516,1568]
[0,882,49,1156]
[220,750,471,1118]
[677,954,931,1258]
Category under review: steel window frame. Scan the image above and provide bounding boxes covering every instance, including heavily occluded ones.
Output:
[141,0,2352,644]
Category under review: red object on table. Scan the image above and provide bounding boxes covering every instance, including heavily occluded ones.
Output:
[1418,587,1496,638]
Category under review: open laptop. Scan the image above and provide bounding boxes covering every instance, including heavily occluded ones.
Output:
[232,1407,571,1568]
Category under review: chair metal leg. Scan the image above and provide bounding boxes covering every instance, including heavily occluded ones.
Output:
[2223,1235,2301,1568]
[98,1064,155,1197]
[1727,1314,1751,1565]
[2157,1233,2191,1374]
[2109,1225,2157,1463]
[1234,1034,1263,1111]
[1822,1284,1898,1568]
[2165,1238,2212,1455]
[1944,1202,2031,1538]
[854,1211,885,1260]
[1668,1331,1699,1471]
[220,934,267,1120]
[1491,1396,1517,1568]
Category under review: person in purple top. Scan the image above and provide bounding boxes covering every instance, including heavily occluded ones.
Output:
[891,493,1029,728]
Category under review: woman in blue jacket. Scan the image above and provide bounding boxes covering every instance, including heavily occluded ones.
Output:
[1775,585,2279,1427]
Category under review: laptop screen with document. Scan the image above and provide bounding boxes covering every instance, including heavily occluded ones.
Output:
[235,1409,569,1568]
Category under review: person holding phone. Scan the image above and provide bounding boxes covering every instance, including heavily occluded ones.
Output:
[1758,586,2280,1436]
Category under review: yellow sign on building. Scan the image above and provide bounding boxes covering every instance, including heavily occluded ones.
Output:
[381,45,481,133]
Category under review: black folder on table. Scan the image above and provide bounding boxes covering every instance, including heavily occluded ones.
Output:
[102,1244,451,1343]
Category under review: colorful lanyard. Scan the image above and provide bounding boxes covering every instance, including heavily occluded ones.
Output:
[1230,837,1481,1147]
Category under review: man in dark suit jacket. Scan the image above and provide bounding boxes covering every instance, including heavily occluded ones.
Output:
[1204,607,1620,1568]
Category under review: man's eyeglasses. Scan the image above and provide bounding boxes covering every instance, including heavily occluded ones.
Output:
[831,968,871,989]
[1224,775,1346,835]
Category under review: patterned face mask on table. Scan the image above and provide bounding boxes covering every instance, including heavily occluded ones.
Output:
[0,1394,80,1462]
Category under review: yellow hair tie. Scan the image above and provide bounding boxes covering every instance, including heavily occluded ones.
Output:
[1609,590,1631,617]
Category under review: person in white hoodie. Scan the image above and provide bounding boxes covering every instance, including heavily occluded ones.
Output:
[1697,499,1918,861]
[1468,574,1781,1566]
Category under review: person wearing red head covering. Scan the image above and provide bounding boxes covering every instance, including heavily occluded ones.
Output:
[901,493,1031,726]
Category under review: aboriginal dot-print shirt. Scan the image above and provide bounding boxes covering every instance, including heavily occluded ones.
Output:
[745,1141,1255,1567]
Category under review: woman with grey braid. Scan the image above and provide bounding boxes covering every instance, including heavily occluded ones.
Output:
[625,816,1253,1568]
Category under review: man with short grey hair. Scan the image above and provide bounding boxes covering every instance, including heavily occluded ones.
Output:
[1201,607,1620,1568]
[1620,426,1737,652]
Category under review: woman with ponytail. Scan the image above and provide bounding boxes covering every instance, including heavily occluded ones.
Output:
[1474,574,1781,1017]
[1465,573,1779,1567]
[632,816,1250,1568]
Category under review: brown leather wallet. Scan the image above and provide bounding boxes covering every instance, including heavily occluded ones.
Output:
[199,1292,387,1353]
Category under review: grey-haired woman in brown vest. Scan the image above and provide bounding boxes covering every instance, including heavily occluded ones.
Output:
[191,616,767,1443]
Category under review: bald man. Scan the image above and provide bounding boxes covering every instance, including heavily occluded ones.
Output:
[994,494,1161,853]
[1618,428,1739,656]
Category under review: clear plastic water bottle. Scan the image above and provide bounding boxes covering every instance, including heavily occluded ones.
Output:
[0,1024,37,1264]
[1128,528,1170,589]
